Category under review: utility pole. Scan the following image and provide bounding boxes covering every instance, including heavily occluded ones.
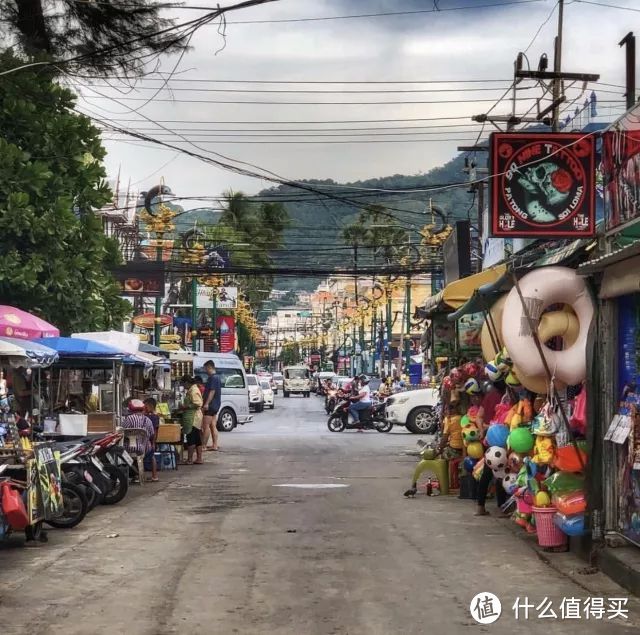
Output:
[404,277,412,375]
[552,0,565,131]
[620,32,636,110]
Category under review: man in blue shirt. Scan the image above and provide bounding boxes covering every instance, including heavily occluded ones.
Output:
[202,360,221,451]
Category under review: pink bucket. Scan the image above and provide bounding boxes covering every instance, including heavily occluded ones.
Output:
[533,506,568,548]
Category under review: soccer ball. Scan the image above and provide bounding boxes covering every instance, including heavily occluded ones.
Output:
[485,446,507,472]
[502,471,519,494]
[464,378,481,395]
[462,425,480,444]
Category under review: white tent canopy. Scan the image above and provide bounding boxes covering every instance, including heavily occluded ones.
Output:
[72,330,140,355]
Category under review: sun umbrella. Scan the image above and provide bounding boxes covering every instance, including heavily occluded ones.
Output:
[0,306,59,340]
[0,336,59,367]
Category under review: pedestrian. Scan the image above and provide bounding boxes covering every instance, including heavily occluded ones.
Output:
[194,375,205,396]
[122,399,158,482]
[201,360,221,452]
[180,375,203,465]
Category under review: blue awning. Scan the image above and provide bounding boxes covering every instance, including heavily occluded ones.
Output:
[32,337,126,358]
[0,336,59,367]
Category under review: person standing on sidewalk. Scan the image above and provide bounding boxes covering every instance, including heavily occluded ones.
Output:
[201,360,221,451]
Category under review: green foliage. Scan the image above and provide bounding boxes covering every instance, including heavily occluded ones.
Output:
[0,51,131,332]
[0,0,187,75]
[279,341,301,366]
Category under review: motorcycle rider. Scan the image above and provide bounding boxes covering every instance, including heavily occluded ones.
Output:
[348,374,372,425]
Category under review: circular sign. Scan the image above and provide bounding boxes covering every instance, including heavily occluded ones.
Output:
[131,313,173,330]
[500,139,587,227]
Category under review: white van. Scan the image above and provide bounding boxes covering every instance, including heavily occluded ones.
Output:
[192,352,253,432]
[283,365,311,398]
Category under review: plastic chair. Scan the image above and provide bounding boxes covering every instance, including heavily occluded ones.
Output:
[411,458,449,495]
[123,428,149,485]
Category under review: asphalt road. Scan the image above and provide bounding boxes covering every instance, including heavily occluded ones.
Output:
[0,394,639,635]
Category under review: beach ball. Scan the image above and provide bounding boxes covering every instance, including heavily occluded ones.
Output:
[464,378,481,395]
[462,425,480,444]
[486,424,509,448]
[460,414,471,428]
[509,427,535,454]
[462,362,480,379]
[485,446,508,472]
[466,441,484,459]
[505,370,521,387]
[463,457,477,473]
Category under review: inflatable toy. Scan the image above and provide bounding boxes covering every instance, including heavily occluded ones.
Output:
[463,457,477,473]
[492,466,509,479]
[486,424,509,448]
[462,425,480,444]
[501,267,594,390]
[485,361,503,382]
[508,427,534,453]
[505,370,522,387]
[485,446,508,472]
[466,441,484,459]
[464,378,480,395]
[442,376,453,391]
[502,471,519,494]
[450,368,464,385]
[508,452,524,472]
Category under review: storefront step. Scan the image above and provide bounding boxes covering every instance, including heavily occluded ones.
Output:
[597,546,640,598]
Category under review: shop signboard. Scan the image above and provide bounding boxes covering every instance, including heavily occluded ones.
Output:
[458,312,483,356]
[113,262,164,297]
[216,316,235,353]
[432,314,456,358]
[198,286,238,310]
[443,221,471,285]
[31,445,63,521]
[602,124,640,232]
[490,132,596,238]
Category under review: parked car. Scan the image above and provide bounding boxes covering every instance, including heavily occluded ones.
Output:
[246,374,265,412]
[272,372,284,393]
[259,379,275,409]
[385,387,440,434]
[192,352,253,432]
[283,365,311,397]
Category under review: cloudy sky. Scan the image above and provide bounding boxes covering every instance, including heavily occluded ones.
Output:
[72,0,638,204]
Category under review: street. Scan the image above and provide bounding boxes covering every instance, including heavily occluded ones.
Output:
[0,394,638,635]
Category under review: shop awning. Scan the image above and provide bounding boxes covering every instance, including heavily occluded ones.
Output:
[530,238,594,268]
[0,337,59,367]
[32,337,126,359]
[447,270,512,322]
[577,240,640,275]
[124,351,170,368]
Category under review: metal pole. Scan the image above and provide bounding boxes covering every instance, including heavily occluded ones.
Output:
[404,277,412,374]
[191,276,198,352]
[154,241,163,347]
[386,284,392,377]
[371,307,376,374]
[212,292,218,352]
[552,0,565,132]
[620,32,636,110]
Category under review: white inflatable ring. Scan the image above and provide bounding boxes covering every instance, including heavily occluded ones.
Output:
[501,267,594,387]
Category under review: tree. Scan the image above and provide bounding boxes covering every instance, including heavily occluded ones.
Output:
[0,51,130,332]
[0,0,276,75]
[279,341,301,366]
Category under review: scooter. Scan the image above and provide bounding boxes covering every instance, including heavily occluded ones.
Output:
[324,388,338,415]
[327,398,392,433]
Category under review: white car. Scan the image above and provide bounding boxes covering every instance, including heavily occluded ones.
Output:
[246,374,265,412]
[259,379,275,409]
[272,372,284,393]
[385,387,440,434]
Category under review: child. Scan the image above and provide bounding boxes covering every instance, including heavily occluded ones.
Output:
[438,402,463,459]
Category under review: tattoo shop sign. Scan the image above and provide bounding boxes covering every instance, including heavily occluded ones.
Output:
[490,133,596,238]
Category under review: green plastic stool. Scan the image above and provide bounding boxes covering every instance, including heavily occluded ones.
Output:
[411,458,450,495]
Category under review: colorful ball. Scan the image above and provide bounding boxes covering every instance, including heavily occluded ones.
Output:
[442,376,453,391]
[466,441,484,459]
[502,471,519,494]
[464,378,481,395]
[534,491,551,507]
[450,368,464,385]
[463,457,477,473]
[505,370,521,387]
[462,362,480,378]
[460,414,471,428]
[485,361,503,382]
[485,446,508,472]
[485,424,509,448]
[492,466,509,479]
[509,427,535,454]
[462,425,480,443]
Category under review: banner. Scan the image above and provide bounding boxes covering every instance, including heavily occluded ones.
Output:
[432,314,456,358]
[602,128,640,232]
[458,312,483,355]
[113,262,164,297]
[198,286,238,310]
[216,316,236,353]
[490,133,596,238]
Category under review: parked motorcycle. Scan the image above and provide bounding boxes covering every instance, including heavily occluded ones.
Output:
[327,398,392,433]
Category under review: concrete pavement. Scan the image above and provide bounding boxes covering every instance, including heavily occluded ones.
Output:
[0,394,639,635]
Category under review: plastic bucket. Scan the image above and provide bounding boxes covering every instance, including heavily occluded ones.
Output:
[533,506,568,548]
[516,497,533,515]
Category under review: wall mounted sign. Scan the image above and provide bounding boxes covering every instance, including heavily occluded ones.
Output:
[113,262,164,297]
[443,221,471,285]
[490,133,596,238]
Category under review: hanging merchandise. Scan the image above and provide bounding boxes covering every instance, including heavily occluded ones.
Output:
[509,427,535,454]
